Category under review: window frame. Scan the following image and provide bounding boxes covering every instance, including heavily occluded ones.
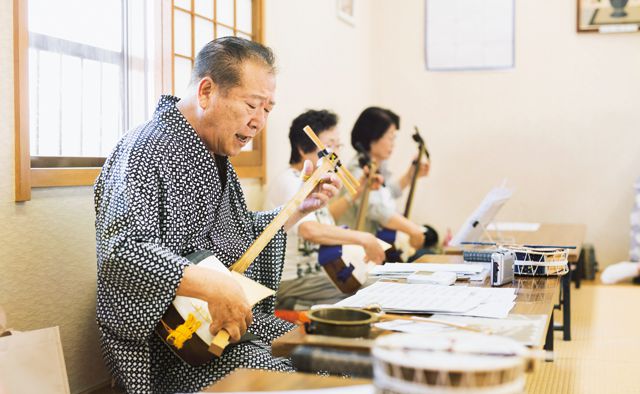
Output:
[13,0,267,202]
[166,0,267,180]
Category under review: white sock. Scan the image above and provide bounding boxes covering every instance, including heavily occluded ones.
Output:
[601,262,640,284]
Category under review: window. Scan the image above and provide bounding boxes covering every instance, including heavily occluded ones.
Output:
[169,0,266,179]
[14,0,156,200]
[14,0,266,201]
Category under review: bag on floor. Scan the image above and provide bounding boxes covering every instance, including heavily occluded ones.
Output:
[0,316,70,394]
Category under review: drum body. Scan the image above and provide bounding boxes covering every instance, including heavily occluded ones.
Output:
[155,250,222,366]
[372,333,530,394]
[156,250,272,366]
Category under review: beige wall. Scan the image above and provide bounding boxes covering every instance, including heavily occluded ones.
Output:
[257,0,376,205]
[370,0,640,266]
[0,1,108,392]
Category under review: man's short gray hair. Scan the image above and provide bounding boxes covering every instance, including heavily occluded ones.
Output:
[190,36,275,91]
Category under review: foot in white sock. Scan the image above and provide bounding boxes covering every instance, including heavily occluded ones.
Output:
[601,262,640,284]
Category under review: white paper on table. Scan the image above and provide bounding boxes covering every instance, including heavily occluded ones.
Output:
[375,314,547,347]
[446,286,516,319]
[0,327,71,394]
[437,301,515,319]
[487,222,541,232]
[335,282,482,313]
[431,314,548,346]
[375,319,454,335]
[335,282,516,318]
[468,267,490,282]
[370,263,484,276]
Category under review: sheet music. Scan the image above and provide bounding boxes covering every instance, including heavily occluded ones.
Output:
[370,263,489,282]
[335,282,515,318]
[375,314,547,346]
[370,263,484,275]
[487,222,541,232]
[449,182,513,246]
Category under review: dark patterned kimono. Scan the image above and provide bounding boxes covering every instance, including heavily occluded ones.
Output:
[94,96,295,393]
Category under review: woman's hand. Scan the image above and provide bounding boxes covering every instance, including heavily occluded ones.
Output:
[409,230,426,250]
[407,158,430,179]
[359,232,386,264]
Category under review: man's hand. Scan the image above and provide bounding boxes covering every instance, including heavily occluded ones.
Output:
[177,265,253,343]
[297,159,341,215]
[206,277,253,342]
[359,232,385,264]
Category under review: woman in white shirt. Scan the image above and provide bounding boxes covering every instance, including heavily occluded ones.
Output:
[265,109,385,310]
[331,107,437,255]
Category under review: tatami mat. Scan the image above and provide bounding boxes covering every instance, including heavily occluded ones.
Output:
[526,282,640,393]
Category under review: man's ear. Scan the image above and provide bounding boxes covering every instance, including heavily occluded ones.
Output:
[197,77,216,108]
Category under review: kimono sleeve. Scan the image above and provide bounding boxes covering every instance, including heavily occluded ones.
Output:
[245,208,287,314]
[94,156,190,341]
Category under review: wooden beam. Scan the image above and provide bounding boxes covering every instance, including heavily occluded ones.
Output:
[14,0,31,201]
[234,165,263,180]
[31,168,101,188]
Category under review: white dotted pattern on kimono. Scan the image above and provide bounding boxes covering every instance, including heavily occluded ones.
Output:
[94,96,294,393]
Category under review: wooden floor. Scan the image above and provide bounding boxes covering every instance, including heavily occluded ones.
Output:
[526,281,640,393]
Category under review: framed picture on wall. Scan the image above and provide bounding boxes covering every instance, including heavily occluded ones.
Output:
[337,0,355,26]
[578,0,640,32]
[425,0,515,71]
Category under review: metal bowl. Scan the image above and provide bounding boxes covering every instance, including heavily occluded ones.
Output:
[306,307,377,338]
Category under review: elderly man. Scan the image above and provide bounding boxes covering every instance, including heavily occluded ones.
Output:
[94,37,339,393]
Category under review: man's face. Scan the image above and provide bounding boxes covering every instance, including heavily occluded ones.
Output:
[198,60,275,156]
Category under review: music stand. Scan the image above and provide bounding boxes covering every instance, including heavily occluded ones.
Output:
[449,184,513,247]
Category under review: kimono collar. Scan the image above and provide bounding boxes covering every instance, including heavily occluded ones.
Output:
[154,95,210,155]
[154,95,233,181]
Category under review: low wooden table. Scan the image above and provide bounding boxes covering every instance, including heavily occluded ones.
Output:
[418,254,560,350]
[445,223,586,263]
[204,369,371,392]
[272,262,560,357]
[208,224,584,392]
[444,222,586,340]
